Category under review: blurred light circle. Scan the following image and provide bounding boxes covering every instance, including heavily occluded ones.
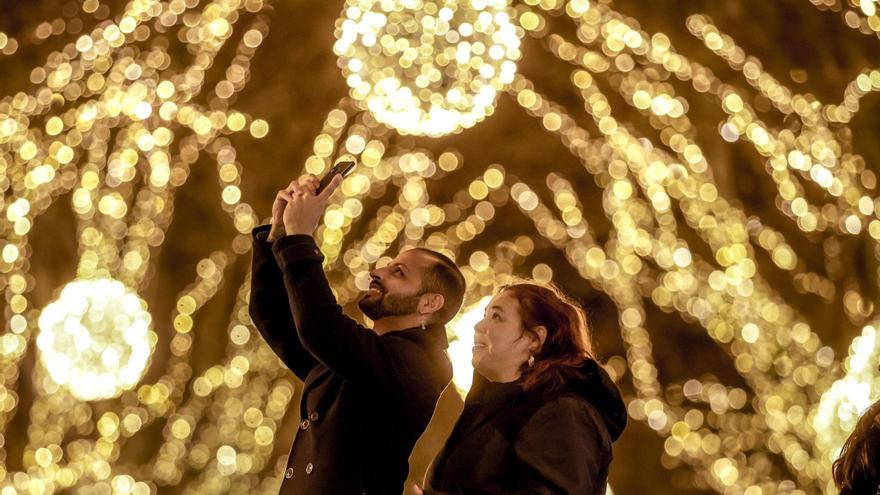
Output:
[37,278,156,401]
[335,0,522,137]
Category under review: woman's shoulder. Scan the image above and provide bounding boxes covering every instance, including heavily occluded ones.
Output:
[532,390,609,423]
[519,390,614,443]
[506,390,614,463]
[516,380,605,413]
[495,387,600,428]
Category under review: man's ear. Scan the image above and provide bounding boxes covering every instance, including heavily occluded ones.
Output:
[418,293,445,316]
[529,325,547,354]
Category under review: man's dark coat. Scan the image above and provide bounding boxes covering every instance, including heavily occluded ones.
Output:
[249,226,453,494]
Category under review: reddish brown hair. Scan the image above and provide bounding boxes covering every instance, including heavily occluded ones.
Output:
[833,400,880,494]
[499,280,595,392]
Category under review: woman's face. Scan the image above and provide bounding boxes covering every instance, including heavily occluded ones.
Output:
[472,291,536,383]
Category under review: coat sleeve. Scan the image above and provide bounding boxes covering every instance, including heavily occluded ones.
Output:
[248,225,319,381]
[494,396,612,495]
[271,234,445,405]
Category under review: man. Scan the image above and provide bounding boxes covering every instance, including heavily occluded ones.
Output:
[249,172,465,494]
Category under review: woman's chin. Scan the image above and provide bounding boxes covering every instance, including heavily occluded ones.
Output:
[471,355,489,373]
[470,347,487,363]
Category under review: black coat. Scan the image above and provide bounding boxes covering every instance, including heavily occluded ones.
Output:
[426,360,627,494]
[249,226,453,495]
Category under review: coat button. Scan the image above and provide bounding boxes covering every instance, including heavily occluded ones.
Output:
[284,467,294,479]
[305,462,314,474]
[308,411,319,421]
[299,419,310,430]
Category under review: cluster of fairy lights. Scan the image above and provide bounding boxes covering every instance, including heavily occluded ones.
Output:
[36,279,155,402]
[0,0,297,493]
[0,0,878,494]
[334,0,521,137]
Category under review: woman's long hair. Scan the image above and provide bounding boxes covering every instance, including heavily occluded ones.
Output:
[499,281,595,392]
[833,399,880,494]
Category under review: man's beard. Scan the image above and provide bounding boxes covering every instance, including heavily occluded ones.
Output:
[358,285,421,320]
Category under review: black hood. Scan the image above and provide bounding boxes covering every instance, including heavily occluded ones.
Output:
[565,358,628,442]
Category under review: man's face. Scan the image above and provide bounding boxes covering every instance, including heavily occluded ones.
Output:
[358,249,434,321]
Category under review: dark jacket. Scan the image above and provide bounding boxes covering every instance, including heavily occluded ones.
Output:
[248,225,453,495]
[426,359,627,494]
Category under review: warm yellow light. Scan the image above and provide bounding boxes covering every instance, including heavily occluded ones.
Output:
[36,278,156,401]
[335,0,522,137]
[446,296,491,395]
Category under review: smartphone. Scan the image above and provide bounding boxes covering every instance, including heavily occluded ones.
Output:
[316,160,356,194]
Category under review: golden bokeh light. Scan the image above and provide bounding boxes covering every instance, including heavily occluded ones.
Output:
[446,295,491,394]
[334,0,523,136]
[1,0,879,493]
[36,278,156,401]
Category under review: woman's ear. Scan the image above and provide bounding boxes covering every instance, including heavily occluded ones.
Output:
[529,325,547,354]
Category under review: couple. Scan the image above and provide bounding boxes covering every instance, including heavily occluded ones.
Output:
[248,173,626,494]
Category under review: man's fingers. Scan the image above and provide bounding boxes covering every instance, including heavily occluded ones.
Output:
[302,179,318,195]
[299,174,319,185]
[287,179,309,196]
[299,174,319,194]
[288,181,305,196]
[274,191,290,210]
[317,173,343,201]
[273,193,285,217]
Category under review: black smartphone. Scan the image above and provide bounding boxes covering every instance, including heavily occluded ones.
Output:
[316,160,356,194]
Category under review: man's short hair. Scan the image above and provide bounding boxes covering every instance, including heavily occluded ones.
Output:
[412,248,466,324]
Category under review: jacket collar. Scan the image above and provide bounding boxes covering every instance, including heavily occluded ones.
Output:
[383,322,449,350]
[435,372,524,467]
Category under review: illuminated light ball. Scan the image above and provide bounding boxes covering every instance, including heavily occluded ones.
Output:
[36,278,156,401]
[335,0,522,137]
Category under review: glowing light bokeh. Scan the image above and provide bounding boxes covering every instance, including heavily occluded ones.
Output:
[811,324,880,469]
[334,0,523,136]
[0,0,878,493]
[36,278,156,401]
[446,295,491,394]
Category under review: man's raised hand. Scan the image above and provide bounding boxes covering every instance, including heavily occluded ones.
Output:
[281,173,343,237]
[268,180,296,242]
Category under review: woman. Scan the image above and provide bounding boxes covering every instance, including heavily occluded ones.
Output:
[833,399,880,494]
[414,281,627,494]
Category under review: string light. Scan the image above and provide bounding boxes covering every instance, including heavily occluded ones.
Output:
[0,0,877,494]
[0,0,285,493]
[334,0,523,136]
[36,278,155,401]
[498,1,878,492]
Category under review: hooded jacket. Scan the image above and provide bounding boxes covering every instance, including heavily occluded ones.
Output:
[425,358,627,494]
